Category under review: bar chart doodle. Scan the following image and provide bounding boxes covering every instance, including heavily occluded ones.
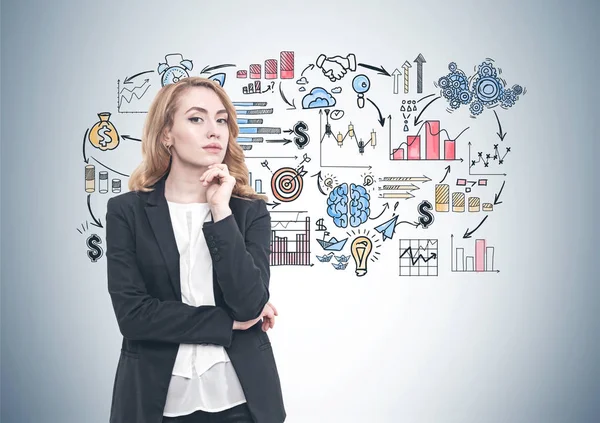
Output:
[390,121,468,161]
[80,48,526,273]
[247,171,267,196]
[270,211,311,266]
[399,239,438,276]
[237,51,295,81]
[435,183,495,213]
[450,234,499,273]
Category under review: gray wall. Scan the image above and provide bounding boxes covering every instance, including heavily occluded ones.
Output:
[2,0,599,422]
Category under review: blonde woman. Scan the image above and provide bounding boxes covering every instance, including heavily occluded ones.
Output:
[106,77,286,423]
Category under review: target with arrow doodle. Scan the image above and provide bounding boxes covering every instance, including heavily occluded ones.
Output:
[271,166,307,202]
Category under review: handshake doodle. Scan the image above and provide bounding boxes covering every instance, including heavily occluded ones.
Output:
[315,53,357,82]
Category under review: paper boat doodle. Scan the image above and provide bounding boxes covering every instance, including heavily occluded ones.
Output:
[316,252,335,262]
[316,232,348,251]
[332,262,348,270]
[315,217,348,251]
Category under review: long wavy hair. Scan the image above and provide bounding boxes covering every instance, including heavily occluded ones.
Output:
[128,76,268,201]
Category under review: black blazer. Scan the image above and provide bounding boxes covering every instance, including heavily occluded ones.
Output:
[105,174,286,423]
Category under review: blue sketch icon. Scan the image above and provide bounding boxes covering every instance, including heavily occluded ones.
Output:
[327,183,370,228]
[209,73,226,86]
[352,74,370,108]
[437,60,525,116]
[375,215,398,241]
[302,87,336,109]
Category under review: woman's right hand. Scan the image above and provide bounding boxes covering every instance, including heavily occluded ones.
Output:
[233,302,278,331]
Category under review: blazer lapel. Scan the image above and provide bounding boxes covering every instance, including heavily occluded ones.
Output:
[205,210,227,308]
[144,175,182,300]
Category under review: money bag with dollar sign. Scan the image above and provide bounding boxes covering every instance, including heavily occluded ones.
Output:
[89,112,120,151]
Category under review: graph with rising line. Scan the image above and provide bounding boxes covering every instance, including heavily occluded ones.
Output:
[270,211,311,266]
[390,120,468,161]
[117,79,152,113]
[398,239,438,276]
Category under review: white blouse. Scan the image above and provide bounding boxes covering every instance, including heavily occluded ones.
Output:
[163,201,247,417]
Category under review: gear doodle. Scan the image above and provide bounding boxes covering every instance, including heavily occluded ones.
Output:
[501,89,517,107]
[435,60,525,115]
[470,100,484,115]
[459,90,472,104]
[477,62,497,78]
[513,84,523,95]
[472,76,503,105]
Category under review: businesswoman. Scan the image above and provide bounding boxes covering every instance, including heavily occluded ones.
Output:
[105,76,286,423]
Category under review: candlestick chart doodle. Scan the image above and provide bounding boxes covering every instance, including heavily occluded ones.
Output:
[78,50,523,277]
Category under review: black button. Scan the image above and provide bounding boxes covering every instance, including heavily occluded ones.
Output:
[211,247,218,253]
[208,240,216,247]
[214,254,221,261]
[208,235,215,240]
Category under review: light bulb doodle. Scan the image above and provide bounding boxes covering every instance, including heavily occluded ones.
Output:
[352,74,370,108]
[351,236,373,277]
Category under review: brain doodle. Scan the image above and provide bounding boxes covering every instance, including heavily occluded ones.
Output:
[326,183,370,228]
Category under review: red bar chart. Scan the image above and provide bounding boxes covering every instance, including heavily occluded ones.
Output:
[450,234,499,273]
[236,51,295,80]
[390,121,467,161]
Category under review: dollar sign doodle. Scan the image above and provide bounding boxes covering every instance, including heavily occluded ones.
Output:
[87,234,104,262]
[315,218,327,231]
[97,125,112,148]
[417,200,434,229]
[292,121,310,149]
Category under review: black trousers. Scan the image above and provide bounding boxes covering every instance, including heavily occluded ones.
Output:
[162,403,254,423]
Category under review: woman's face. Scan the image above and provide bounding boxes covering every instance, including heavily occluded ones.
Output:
[166,86,230,168]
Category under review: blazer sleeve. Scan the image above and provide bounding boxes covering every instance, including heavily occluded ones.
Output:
[202,199,271,322]
[105,196,234,346]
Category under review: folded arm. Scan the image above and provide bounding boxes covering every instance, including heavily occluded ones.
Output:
[202,199,271,322]
[106,197,234,346]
